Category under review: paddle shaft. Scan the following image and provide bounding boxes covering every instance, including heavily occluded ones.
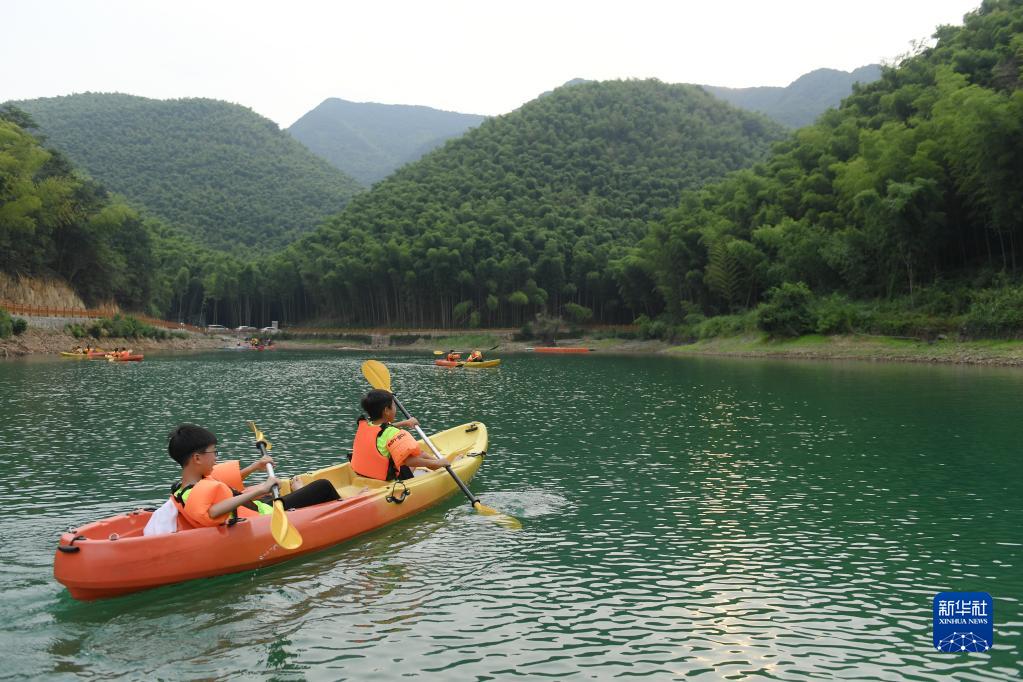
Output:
[391,394,481,506]
[437,343,500,356]
[256,440,282,500]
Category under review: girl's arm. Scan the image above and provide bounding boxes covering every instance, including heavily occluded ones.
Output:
[403,454,448,470]
[240,453,275,479]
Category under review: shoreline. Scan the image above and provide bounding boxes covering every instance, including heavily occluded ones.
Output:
[664,333,1023,367]
[6,326,1023,368]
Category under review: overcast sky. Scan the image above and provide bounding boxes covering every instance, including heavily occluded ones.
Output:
[3,0,982,128]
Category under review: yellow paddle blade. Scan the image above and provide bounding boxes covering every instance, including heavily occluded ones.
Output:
[473,501,523,530]
[245,420,271,450]
[361,359,391,391]
[271,499,302,549]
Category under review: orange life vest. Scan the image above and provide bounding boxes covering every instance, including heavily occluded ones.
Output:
[351,418,421,480]
[169,460,267,528]
[446,353,461,362]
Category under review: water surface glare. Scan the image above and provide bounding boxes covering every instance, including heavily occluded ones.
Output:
[1,350,1020,679]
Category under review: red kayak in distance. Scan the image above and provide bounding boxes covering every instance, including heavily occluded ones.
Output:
[107,353,144,362]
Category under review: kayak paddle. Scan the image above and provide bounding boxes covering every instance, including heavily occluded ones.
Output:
[360,359,520,530]
[432,343,500,356]
[246,420,303,549]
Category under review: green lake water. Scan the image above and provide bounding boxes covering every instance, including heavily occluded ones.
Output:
[1,350,1021,680]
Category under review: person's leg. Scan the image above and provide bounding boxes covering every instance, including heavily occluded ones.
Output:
[397,465,415,480]
[279,478,340,509]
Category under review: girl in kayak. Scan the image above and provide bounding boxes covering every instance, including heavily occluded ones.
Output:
[466,349,483,362]
[168,423,338,528]
[351,389,448,480]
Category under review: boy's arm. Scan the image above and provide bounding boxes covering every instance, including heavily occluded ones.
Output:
[207,477,278,519]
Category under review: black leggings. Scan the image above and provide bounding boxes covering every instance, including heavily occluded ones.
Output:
[268,478,340,510]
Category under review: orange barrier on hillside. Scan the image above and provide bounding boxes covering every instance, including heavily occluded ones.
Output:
[0,300,204,333]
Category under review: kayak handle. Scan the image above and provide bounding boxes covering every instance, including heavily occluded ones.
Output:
[385,480,410,504]
[58,534,89,553]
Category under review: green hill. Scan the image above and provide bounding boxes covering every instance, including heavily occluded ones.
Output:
[703,65,883,128]
[274,79,787,327]
[287,98,486,185]
[635,0,1023,338]
[8,93,363,252]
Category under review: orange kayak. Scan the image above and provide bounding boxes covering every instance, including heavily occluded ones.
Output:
[54,422,487,600]
[530,347,592,353]
[107,353,144,362]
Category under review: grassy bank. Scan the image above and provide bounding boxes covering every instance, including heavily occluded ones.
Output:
[668,333,1023,366]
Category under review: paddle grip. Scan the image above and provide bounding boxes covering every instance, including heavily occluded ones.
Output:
[257,441,281,500]
[392,395,481,506]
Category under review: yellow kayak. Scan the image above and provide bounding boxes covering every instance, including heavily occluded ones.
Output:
[434,359,501,368]
[60,350,108,359]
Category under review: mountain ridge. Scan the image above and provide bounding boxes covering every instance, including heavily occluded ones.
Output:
[287,98,486,185]
[8,92,363,252]
[702,65,883,127]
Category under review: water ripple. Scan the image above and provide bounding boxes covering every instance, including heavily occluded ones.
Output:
[0,352,1020,679]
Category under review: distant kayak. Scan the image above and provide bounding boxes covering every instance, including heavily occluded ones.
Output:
[60,350,109,359]
[529,347,592,354]
[434,359,502,368]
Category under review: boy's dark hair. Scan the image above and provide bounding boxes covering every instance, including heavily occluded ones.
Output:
[168,423,217,466]
[361,389,394,421]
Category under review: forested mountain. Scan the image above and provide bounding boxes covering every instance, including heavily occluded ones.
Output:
[0,103,289,328]
[288,99,486,185]
[0,106,155,308]
[9,2,1019,339]
[635,0,1023,336]
[703,65,883,127]
[270,79,787,327]
[8,94,362,252]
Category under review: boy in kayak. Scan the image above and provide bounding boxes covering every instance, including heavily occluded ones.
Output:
[168,423,339,528]
[466,349,483,362]
[351,389,449,480]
